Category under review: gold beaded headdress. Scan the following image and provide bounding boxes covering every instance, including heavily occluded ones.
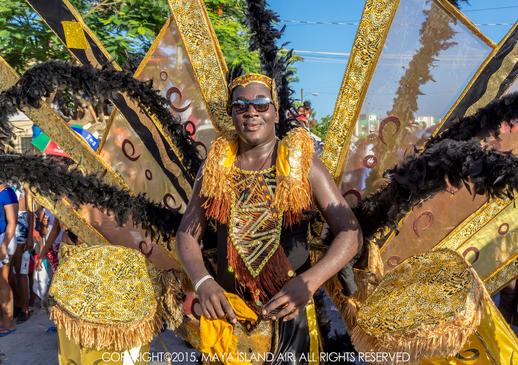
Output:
[226,73,279,116]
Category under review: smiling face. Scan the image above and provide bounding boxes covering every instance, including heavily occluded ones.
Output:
[231,82,278,147]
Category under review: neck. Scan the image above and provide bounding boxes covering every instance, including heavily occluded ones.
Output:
[237,137,277,171]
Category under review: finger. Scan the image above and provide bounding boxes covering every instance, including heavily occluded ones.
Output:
[204,301,218,320]
[271,302,296,321]
[283,307,301,322]
[262,294,288,316]
[212,298,226,319]
[221,298,236,323]
[200,300,214,320]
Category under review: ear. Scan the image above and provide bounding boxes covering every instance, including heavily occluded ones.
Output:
[274,109,279,124]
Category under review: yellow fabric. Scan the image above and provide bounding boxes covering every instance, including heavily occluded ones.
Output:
[422,295,518,365]
[275,138,290,177]
[223,138,239,168]
[200,293,258,365]
[58,325,150,365]
[306,303,320,365]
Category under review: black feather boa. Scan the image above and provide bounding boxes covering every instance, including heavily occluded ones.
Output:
[0,153,181,241]
[0,61,202,177]
[356,138,518,243]
[245,0,298,138]
[428,92,518,146]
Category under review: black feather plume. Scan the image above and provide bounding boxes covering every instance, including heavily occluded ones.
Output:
[0,61,202,178]
[0,152,181,241]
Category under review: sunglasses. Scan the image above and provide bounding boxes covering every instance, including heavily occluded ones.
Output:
[231,98,274,114]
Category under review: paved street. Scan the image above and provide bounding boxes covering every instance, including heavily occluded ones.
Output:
[0,299,199,365]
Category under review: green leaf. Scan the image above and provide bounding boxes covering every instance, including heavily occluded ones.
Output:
[0,30,9,38]
[137,25,145,35]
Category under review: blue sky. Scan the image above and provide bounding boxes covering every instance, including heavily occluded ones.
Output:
[268,0,518,120]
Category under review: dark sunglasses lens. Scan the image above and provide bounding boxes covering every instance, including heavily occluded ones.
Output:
[232,102,248,114]
[253,102,270,112]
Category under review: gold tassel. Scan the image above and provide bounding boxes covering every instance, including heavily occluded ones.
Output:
[273,128,314,221]
[200,130,237,202]
[179,269,195,293]
[50,302,164,351]
[155,270,184,330]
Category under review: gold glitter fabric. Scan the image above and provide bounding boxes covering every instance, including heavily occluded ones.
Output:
[229,166,282,278]
[61,21,90,50]
[58,241,88,263]
[49,245,183,351]
[352,248,484,364]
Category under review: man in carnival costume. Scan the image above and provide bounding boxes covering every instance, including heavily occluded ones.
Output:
[176,71,362,363]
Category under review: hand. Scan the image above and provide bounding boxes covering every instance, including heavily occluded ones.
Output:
[262,274,317,322]
[35,256,44,271]
[197,279,236,323]
[0,246,6,262]
[41,216,49,228]
[25,238,34,252]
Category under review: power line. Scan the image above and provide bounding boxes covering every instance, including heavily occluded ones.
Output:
[280,19,514,26]
[463,5,518,13]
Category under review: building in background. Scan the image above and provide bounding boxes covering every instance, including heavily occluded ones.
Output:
[8,111,34,153]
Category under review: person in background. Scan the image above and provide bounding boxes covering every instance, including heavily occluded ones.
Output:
[0,181,18,337]
[35,211,63,274]
[303,101,317,128]
[10,187,34,324]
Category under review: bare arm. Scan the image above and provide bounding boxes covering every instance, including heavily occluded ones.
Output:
[36,208,49,238]
[89,105,100,123]
[0,203,19,261]
[35,218,61,271]
[263,156,362,320]
[176,168,236,322]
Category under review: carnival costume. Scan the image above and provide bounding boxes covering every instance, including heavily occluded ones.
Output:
[1,0,518,364]
[195,73,320,363]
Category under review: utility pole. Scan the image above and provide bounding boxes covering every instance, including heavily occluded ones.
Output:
[301,88,304,103]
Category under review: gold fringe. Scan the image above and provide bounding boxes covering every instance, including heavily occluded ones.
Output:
[350,267,485,364]
[273,128,314,220]
[50,301,165,352]
[180,269,195,293]
[200,130,236,223]
[155,270,184,330]
[316,239,384,333]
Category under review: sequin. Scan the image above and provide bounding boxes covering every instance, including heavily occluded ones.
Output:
[61,21,90,50]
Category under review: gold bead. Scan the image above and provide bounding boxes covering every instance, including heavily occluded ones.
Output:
[288,270,294,277]
[228,266,234,273]
[266,195,271,200]
[262,186,267,190]
[255,289,261,296]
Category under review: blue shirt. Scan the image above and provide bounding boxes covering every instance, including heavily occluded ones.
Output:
[0,188,18,234]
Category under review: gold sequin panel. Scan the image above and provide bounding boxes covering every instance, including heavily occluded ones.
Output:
[51,246,162,324]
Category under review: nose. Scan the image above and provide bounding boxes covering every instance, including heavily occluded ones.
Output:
[243,103,258,117]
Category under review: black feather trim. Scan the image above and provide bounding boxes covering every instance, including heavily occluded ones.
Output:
[356,138,518,243]
[0,152,181,241]
[244,0,298,138]
[427,92,518,146]
[0,61,202,177]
